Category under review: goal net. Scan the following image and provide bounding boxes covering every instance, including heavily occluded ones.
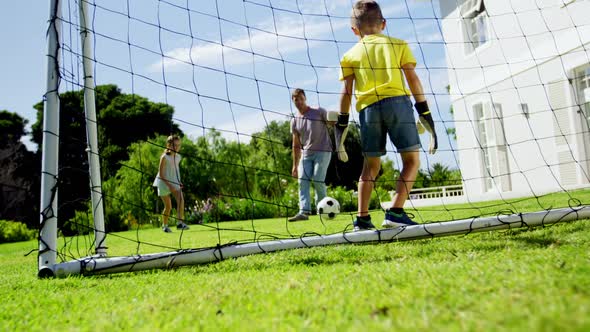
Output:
[38,0,590,277]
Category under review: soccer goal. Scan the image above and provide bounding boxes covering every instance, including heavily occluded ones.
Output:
[39,0,590,278]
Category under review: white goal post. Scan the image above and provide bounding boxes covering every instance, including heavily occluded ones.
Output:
[39,0,106,278]
[53,206,590,277]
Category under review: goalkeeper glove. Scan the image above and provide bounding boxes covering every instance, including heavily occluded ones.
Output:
[415,101,438,154]
[333,113,350,162]
[337,113,349,129]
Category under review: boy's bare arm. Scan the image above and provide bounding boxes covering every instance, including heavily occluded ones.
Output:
[402,63,426,103]
[403,63,438,154]
[339,75,355,114]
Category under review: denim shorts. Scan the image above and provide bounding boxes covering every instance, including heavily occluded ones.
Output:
[358,95,421,157]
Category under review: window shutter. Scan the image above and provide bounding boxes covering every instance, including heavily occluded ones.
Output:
[492,104,506,146]
[461,0,483,17]
[548,80,572,146]
[483,103,495,145]
[548,79,578,186]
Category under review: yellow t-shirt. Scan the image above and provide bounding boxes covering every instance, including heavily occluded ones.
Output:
[339,34,416,112]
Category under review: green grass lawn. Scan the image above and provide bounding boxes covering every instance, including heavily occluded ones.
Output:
[1,190,589,331]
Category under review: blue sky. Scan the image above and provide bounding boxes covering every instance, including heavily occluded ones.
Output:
[0,1,48,148]
[0,0,456,169]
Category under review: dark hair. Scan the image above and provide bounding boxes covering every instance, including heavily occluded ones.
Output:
[351,1,384,30]
[291,88,306,98]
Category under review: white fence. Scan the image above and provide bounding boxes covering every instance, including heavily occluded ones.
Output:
[390,185,464,201]
[384,185,465,209]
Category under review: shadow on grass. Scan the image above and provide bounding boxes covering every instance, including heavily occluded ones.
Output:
[512,235,563,248]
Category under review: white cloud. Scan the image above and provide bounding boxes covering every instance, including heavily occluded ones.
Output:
[150,15,350,72]
[190,111,291,143]
[290,67,338,88]
[149,2,411,73]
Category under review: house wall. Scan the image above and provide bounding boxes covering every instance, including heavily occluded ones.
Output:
[440,0,590,200]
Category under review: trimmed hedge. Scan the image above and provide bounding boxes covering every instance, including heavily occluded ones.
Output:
[0,220,36,243]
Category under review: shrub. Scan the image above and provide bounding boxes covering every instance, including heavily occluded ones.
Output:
[64,210,93,235]
[279,181,299,217]
[328,186,357,213]
[369,187,391,210]
[327,186,390,213]
[204,196,279,222]
[0,220,36,243]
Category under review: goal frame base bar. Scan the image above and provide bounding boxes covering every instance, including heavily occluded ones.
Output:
[47,205,590,278]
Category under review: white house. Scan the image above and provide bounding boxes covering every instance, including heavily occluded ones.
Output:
[439,0,590,201]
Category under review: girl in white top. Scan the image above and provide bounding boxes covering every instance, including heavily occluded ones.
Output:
[153,135,189,232]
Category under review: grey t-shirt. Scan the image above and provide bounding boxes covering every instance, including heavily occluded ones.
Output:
[290,107,332,156]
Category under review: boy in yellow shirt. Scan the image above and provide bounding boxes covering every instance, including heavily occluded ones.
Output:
[338,0,437,231]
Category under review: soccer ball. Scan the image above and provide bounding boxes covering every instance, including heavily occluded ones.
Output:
[317,197,340,219]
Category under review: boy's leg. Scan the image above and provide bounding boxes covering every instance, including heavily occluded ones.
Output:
[312,152,331,205]
[381,95,421,217]
[382,150,420,228]
[392,151,420,208]
[358,156,381,217]
[375,96,421,227]
[352,156,380,231]
[354,101,386,230]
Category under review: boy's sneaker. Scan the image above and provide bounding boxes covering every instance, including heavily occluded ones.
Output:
[382,210,418,228]
[162,225,172,233]
[177,222,190,230]
[288,213,309,222]
[353,216,376,231]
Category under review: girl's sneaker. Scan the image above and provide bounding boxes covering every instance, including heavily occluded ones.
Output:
[177,222,190,230]
[162,225,172,233]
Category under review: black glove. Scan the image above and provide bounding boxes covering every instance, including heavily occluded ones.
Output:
[415,101,438,154]
[337,113,349,129]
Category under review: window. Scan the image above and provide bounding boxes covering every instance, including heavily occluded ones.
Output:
[474,103,494,192]
[573,66,590,138]
[573,65,590,175]
[474,102,511,192]
[576,67,590,102]
[461,0,489,53]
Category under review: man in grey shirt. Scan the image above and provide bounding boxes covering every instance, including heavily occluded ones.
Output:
[289,88,333,221]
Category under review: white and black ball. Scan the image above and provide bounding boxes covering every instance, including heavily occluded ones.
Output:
[317,196,340,220]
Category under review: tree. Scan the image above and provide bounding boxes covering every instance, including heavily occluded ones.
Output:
[98,92,179,177]
[182,133,218,201]
[250,120,292,175]
[0,110,27,145]
[103,136,195,230]
[424,163,462,187]
[30,85,181,233]
[250,121,293,199]
[375,158,400,192]
[0,111,39,228]
[105,132,264,228]
[208,130,256,198]
[32,85,180,177]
